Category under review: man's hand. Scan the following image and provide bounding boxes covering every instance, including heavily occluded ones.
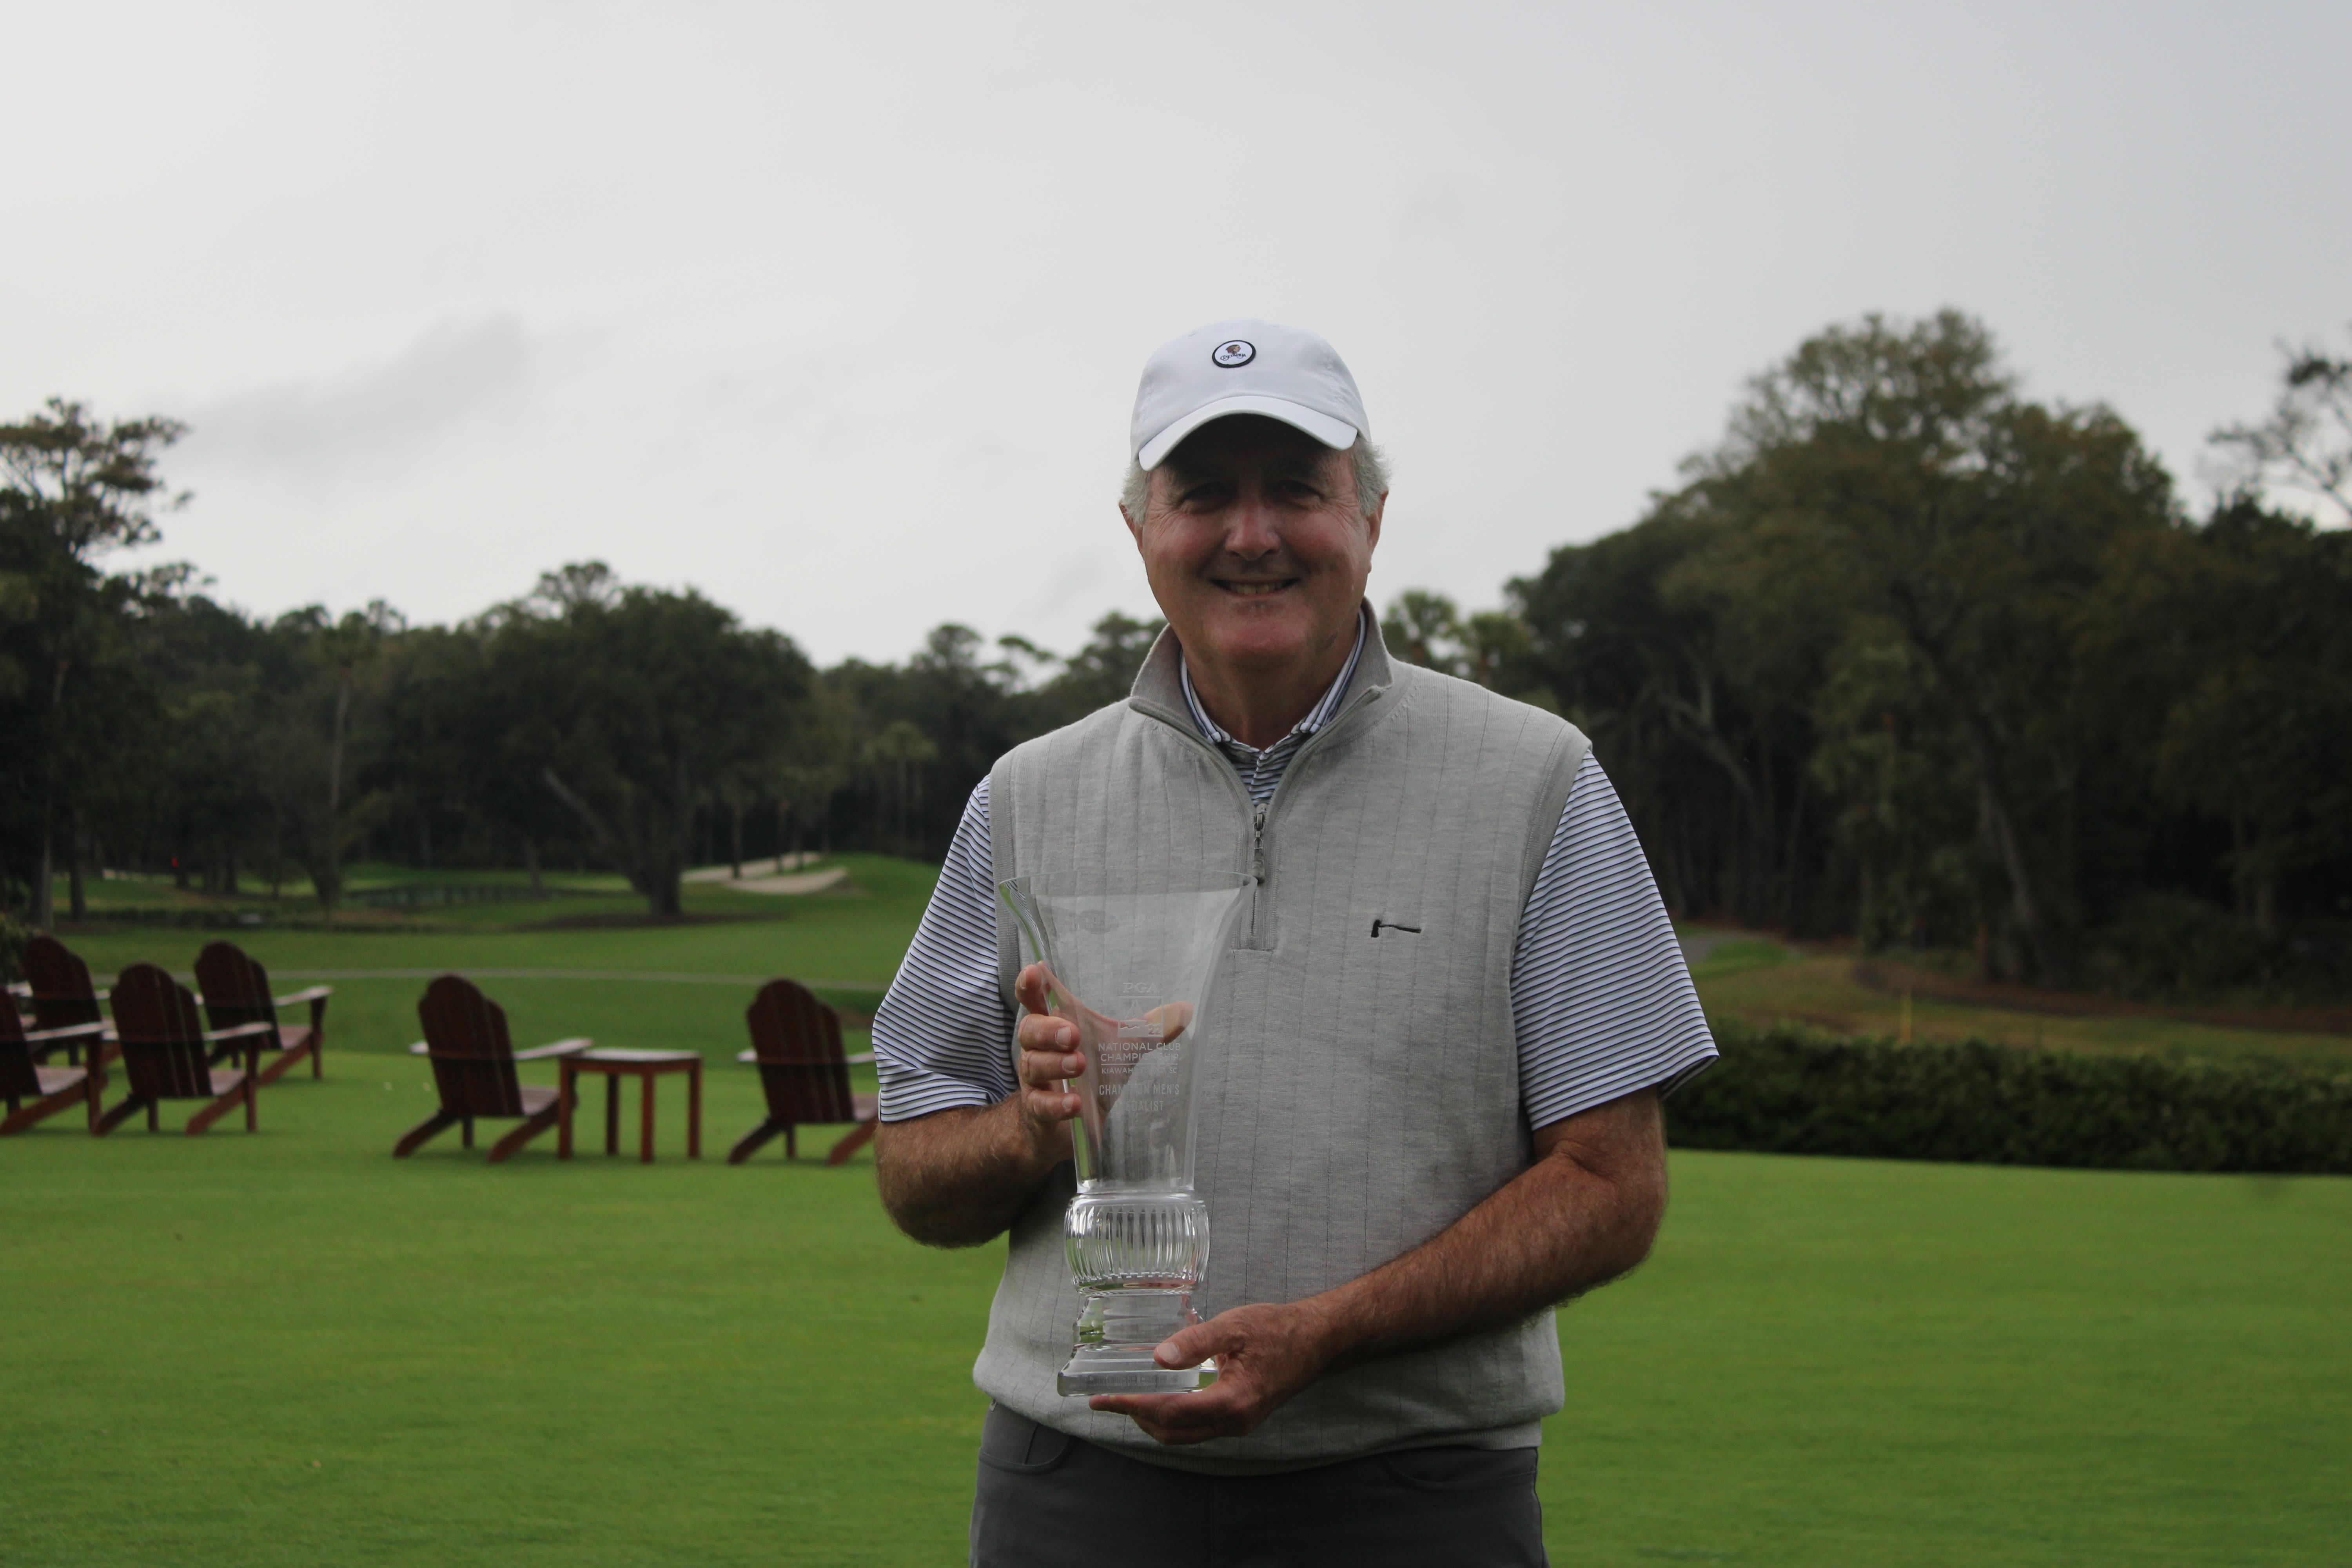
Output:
[1087,1301,1338,1444]
[1008,964,1084,1163]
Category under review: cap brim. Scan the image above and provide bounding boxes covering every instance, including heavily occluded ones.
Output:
[1137,395,1359,469]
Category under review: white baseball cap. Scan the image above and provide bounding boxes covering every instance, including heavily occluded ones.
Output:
[1130,319,1369,469]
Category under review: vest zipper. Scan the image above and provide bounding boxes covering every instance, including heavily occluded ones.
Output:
[1129,684,1385,948]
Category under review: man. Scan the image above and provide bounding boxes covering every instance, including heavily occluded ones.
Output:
[872,320,1715,1566]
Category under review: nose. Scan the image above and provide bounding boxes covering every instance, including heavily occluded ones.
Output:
[1220,483,1283,560]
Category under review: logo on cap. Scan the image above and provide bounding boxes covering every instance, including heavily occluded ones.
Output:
[1211,339,1256,368]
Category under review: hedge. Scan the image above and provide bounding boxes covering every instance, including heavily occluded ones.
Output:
[1668,1020,2352,1174]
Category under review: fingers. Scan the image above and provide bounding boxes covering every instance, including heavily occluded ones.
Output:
[1089,1303,1334,1444]
[1014,1014,1083,1090]
[1011,971,1084,1138]
[1014,964,1051,1016]
[1089,1382,1254,1444]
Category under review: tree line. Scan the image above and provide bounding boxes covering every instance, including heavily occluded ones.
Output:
[1400,310,2350,997]
[0,397,1164,923]
[5,309,2348,997]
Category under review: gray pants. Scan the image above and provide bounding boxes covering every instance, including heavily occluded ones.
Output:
[971,1405,1548,1568]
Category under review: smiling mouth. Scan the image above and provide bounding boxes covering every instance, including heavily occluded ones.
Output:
[1216,579,1298,598]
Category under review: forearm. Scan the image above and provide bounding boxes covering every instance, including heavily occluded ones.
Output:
[874,1100,1065,1248]
[1309,1101,1666,1372]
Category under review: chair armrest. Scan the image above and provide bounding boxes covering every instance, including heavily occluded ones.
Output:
[25,1021,109,1043]
[203,1022,277,1044]
[272,986,334,1007]
[5,982,27,998]
[410,1038,592,1060]
[514,1038,594,1061]
[844,1052,876,1065]
[736,1049,759,1063]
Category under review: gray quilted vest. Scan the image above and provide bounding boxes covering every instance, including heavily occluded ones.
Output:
[979,615,1592,1474]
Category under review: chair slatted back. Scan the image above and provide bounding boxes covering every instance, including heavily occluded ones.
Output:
[0,1005,45,1099]
[194,941,283,1046]
[745,980,858,1123]
[110,964,223,1100]
[24,936,105,1033]
[416,976,527,1118]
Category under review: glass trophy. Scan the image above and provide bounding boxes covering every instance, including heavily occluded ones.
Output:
[998,869,1254,1396]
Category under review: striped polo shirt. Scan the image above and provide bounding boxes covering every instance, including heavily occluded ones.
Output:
[873,623,1715,1131]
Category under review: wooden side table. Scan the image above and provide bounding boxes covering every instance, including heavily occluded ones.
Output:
[558,1049,703,1163]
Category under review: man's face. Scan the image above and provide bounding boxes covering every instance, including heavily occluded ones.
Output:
[1125,416,1382,679]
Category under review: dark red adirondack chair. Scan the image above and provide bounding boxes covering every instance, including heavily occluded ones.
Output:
[0,1005,105,1135]
[730,978,878,1165]
[18,934,114,1069]
[194,940,330,1084]
[396,975,590,1163]
[93,964,270,1136]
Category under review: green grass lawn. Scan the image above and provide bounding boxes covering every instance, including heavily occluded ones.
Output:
[5,1069,2344,1566]
[5,884,2346,1563]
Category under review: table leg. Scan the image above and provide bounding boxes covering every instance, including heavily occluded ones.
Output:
[558,1062,575,1159]
[640,1073,656,1164]
[688,1063,702,1160]
[605,1073,619,1156]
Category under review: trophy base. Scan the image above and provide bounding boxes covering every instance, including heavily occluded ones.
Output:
[1057,1345,1219,1396]
[1057,1285,1216,1396]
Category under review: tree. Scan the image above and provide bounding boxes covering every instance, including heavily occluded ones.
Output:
[1457,610,1540,695]
[769,681,860,862]
[0,400,187,924]
[2144,500,2352,931]
[245,603,401,920]
[499,566,813,915]
[132,590,279,896]
[2210,326,2352,526]
[315,603,400,918]
[1674,310,2177,981]
[1380,590,1464,674]
[861,720,939,855]
[1018,610,1167,732]
[1515,497,1832,929]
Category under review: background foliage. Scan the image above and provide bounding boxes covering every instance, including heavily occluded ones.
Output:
[1670,1019,2352,1173]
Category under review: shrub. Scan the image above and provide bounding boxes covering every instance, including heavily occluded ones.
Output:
[0,913,24,986]
[1669,1019,2352,1174]
[2080,893,2348,1003]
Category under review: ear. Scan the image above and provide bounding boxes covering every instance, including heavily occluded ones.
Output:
[1362,489,1387,554]
[1121,505,1145,552]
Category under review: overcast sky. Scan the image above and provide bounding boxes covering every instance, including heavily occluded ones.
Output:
[7,0,2346,666]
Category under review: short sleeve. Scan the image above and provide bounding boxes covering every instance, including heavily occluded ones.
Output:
[1511,753,1717,1131]
[872,778,1019,1121]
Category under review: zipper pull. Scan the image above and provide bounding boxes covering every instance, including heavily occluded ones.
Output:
[1251,802,1268,881]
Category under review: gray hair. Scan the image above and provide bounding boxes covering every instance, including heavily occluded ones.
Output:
[1120,435,1390,523]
